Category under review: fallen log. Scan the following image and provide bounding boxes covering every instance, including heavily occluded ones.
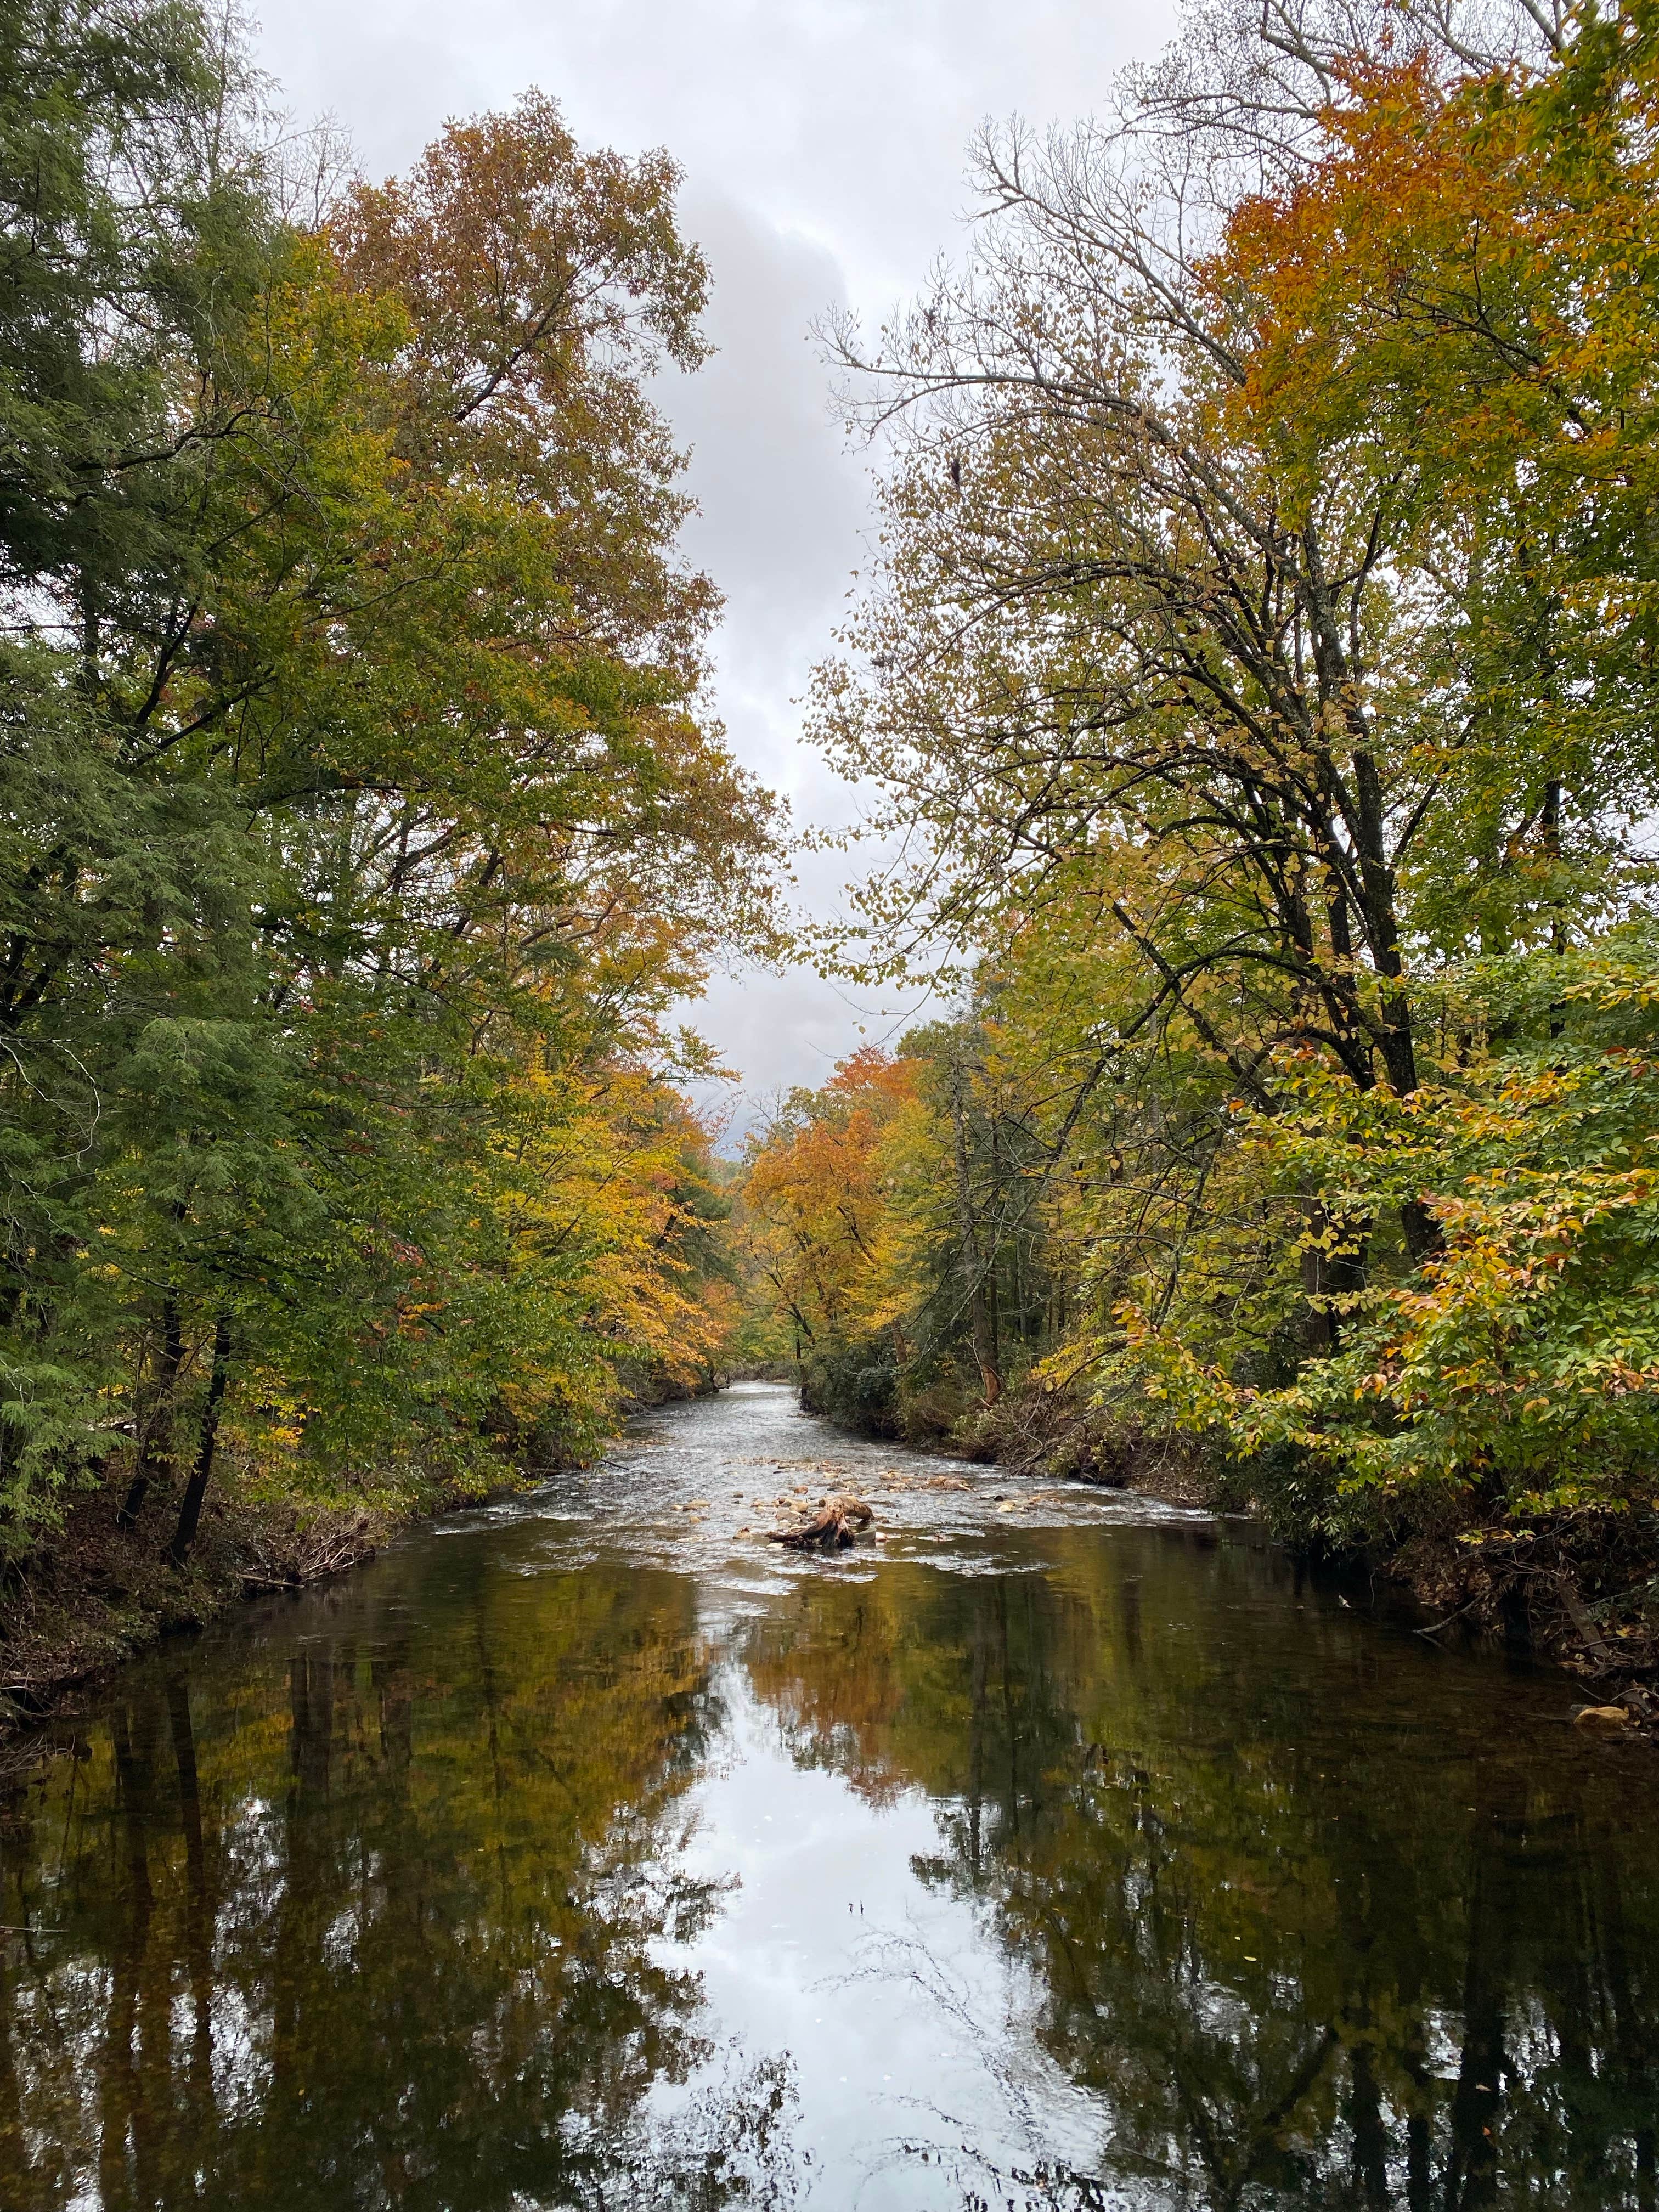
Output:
[767,1496,874,1550]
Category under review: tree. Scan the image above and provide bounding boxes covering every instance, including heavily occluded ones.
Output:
[0,0,779,1560]
[737,1049,917,1421]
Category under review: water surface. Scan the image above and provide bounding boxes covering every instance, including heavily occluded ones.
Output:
[2,1383,1656,2209]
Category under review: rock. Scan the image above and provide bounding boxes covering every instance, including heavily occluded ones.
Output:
[1572,1703,1634,1732]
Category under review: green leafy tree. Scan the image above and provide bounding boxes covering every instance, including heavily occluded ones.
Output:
[1,0,778,1565]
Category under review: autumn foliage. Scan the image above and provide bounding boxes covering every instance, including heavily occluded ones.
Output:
[0,1,770,1566]
[752,0,1659,1564]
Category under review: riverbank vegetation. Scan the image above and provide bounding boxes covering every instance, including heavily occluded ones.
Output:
[1,0,769,1692]
[736,0,1659,1696]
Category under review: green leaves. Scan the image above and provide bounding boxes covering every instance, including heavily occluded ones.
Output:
[1124,940,1659,1527]
[784,4,1659,1559]
[0,4,775,1554]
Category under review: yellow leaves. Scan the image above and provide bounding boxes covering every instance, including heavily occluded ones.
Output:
[459,1052,740,1423]
[738,1049,921,1347]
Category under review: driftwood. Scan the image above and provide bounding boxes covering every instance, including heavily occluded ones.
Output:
[767,1496,875,1550]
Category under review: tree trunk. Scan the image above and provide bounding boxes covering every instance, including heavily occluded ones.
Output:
[950,1060,1002,1404]
[166,1676,216,2131]
[1400,1197,1442,1266]
[1301,1201,1370,1352]
[1347,2037,1390,2209]
[166,1314,230,1567]
[120,1297,184,1530]
[1300,1201,1338,1357]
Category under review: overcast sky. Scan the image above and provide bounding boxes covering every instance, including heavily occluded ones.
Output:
[253,0,1176,1124]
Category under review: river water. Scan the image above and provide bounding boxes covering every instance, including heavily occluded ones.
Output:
[2,1381,1656,2210]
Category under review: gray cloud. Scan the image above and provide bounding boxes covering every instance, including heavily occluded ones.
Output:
[667,189,867,709]
[251,0,1175,1115]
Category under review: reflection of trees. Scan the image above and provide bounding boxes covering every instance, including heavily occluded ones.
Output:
[0,1539,785,2211]
[743,1531,1659,2210]
[7,1525,1657,2211]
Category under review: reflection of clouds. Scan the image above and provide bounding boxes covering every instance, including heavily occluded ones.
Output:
[1,1564,733,2209]
[579,2049,803,2210]
[834,1918,1106,2203]
[13,1396,1659,2205]
[716,1447,1659,2208]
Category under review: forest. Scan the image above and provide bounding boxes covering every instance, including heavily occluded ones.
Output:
[0,0,775,1684]
[732,0,1659,1689]
[5,0,1659,1705]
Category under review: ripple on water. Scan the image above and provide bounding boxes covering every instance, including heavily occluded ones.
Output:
[496,1378,1208,1583]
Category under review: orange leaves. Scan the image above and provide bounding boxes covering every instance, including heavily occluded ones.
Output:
[1203,11,1659,558]
[1205,55,1554,504]
[331,93,714,679]
[740,1050,921,1345]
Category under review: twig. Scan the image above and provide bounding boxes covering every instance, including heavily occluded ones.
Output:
[1415,1596,1481,1638]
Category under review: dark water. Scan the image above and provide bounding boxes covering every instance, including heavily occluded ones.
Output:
[2,1384,1657,2211]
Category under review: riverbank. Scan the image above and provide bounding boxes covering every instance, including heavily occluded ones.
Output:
[0,1481,397,1747]
[12,1380,1653,1759]
[8,1380,1657,2206]
[809,1373,1659,1737]
[2,1385,723,1746]
[1384,1514,1659,1728]
[2,1383,780,1746]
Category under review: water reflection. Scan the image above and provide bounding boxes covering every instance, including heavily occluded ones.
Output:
[741,1536,1659,2209]
[1,1389,1656,2209]
[0,1549,788,2209]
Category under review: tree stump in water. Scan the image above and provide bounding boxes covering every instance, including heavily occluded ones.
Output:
[767,1496,874,1550]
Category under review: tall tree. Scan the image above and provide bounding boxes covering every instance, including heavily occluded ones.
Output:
[0,1,778,1557]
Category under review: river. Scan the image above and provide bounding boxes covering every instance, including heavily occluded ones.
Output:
[1,1381,1655,2209]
